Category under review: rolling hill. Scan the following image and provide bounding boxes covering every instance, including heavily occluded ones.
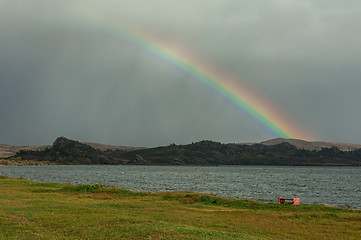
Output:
[261,138,361,151]
[4,137,361,166]
[0,141,144,158]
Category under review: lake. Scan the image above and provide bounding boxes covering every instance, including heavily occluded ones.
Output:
[1,165,360,209]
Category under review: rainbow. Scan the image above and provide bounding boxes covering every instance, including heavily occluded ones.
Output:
[81,16,311,140]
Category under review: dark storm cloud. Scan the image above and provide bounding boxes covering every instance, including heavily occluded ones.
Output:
[1,0,361,146]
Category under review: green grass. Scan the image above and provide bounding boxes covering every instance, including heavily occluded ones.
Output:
[0,175,360,239]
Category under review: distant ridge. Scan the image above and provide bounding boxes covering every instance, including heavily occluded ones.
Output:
[1,137,361,159]
[262,138,361,151]
[0,144,49,158]
[0,142,144,158]
[3,137,361,166]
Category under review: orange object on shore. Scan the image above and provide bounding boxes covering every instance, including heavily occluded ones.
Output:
[278,197,300,205]
[292,198,300,205]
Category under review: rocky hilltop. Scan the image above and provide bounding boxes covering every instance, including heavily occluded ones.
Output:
[9,137,361,166]
[15,137,126,165]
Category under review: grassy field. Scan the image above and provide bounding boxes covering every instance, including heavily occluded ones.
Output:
[0,175,360,239]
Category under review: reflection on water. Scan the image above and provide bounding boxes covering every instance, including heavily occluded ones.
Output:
[1,165,360,209]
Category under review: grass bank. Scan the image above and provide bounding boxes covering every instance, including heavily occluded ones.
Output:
[0,157,53,166]
[0,175,360,239]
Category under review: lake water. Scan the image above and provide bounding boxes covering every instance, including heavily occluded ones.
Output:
[1,165,360,209]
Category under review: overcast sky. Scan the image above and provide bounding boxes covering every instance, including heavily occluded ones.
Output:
[1,0,361,147]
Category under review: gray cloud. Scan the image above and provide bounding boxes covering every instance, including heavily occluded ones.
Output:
[1,0,360,146]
